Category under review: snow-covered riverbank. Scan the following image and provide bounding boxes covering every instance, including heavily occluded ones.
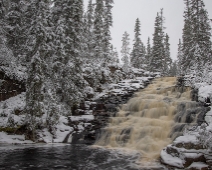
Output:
[0,76,153,144]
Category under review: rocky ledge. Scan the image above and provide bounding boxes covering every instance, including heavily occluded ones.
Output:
[65,77,153,145]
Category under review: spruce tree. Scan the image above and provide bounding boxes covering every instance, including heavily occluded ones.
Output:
[25,0,55,141]
[52,0,85,112]
[150,13,164,72]
[4,0,32,65]
[182,0,193,72]
[169,61,177,76]
[146,37,152,71]
[190,0,212,66]
[131,18,145,69]
[0,1,13,66]
[102,0,113,62]
[86,0,95,59]
[150,9,169,73]
[182,0,212,76]
[121,31,130,73]
[93,0,104,59]
[163,33,172,75]
[177,39,184,76]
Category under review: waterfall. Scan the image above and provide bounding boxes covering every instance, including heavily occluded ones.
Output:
[95,77,197,161]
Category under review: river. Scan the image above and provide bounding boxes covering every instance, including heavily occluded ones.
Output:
[0,77,198,170]
[0,144,161,170]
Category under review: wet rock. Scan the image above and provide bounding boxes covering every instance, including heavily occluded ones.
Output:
[204,154,212,167]
[69,78,153,145]
[175,142,205,150]
[183,154,206,168]
[166,146,180,157]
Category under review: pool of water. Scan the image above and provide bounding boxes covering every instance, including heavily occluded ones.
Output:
[0,144,164,170]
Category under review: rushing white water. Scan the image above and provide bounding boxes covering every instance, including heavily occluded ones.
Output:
[96,77,193,162]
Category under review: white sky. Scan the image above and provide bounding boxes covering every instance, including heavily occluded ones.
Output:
[84,0,212,60]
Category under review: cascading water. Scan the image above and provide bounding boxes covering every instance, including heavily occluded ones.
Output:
[95,77,199,162]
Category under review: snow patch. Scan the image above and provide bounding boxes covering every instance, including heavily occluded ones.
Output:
[187,162,208,169]
[161,149,184,168]
[0,93,26,127]
[69,115,94,122]
[0,132,34,144]
[54,116,73,143]
[197,84,212,102]
[174,133,198,145]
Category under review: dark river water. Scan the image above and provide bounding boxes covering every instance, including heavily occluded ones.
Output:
[0,144,166,170]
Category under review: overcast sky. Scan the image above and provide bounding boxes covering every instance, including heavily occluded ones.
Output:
[84,0,212,60]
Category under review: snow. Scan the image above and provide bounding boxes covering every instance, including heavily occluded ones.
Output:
[187,162,208,169]
[0,132,34,144]
[205,107,212,129]
[174,133,199,145]
[38,116,73,143]
[196,83,212,102]
[69,115,94,122]
[0,92,26,127]
[53,116,73,143]
[161,149,184,168]
[183,153,203,159]
[93,77,152,99]
[0,74,152,144]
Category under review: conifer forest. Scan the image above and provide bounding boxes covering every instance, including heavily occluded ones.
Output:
[0,0,212,169]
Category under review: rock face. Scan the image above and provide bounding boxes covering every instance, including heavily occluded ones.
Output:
[161,78,211,170]
[0,71,25,101]
[161,140,209,169]
[68,78,153,145]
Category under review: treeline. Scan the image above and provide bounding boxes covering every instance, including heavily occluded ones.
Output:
[120,9,173,76]
[177,0,212,84]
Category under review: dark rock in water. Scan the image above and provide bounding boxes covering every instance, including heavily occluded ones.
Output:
[69,78,153,145]
[166,146,180,157]
[191,88,199,102]
[177,77,185,86]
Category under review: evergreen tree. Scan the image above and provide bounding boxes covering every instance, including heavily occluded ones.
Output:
[177,39,184,76]
[169,61,177,76]
[86,0,95,59]
[108,45,119,64]
[150,12,164,72]
[182,0,193,72]
[182,0,212,76]
[4,0,32,65]
[25,0,56,141]
[190,0,212,66]
[52,0,85,112]
[163,33,172,75]
[146,37,152,71]
[131,18,145,69]
[113,47,119,64]
[121,31,130,72]
[0,1,13,66]
[93,0,104,59]
[87,0,94,31]
[102,0,113,61]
